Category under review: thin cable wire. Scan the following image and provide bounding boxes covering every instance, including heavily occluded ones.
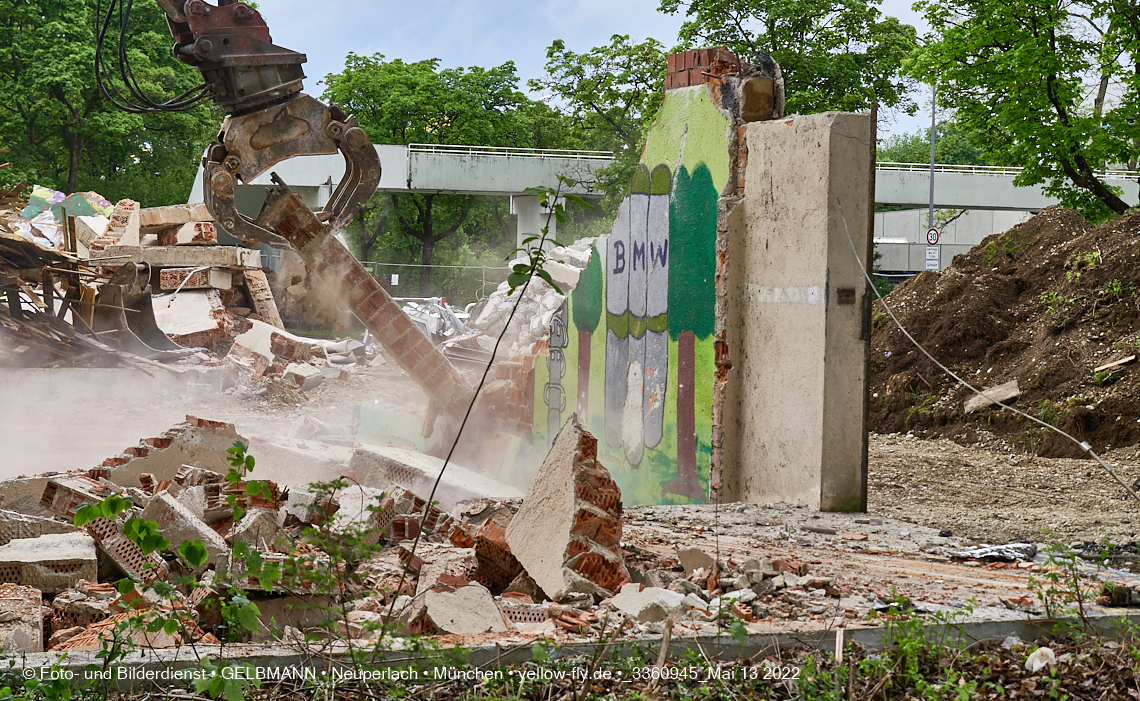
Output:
[381,189,568,632]
[94,0,211,114]
[836,197,1140,508]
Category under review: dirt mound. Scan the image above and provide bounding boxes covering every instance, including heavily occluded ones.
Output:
[870,205,1140,457]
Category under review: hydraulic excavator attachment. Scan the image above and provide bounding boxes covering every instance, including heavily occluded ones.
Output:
[150,0,381,247]
[96,0,471,428]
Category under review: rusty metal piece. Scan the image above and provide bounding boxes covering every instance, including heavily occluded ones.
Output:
[218,94,336,183]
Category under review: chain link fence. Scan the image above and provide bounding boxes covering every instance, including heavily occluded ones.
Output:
[360,261,510,309]
[259,247,509,309]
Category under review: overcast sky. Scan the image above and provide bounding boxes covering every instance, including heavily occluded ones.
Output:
[259,0,933,139]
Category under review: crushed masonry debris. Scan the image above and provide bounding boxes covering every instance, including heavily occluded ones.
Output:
[0,583,43,653]
[1,410,1137,652]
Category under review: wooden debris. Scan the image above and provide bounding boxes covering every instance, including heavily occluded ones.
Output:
[1094,355,1136,373]
[964,379,1021,414]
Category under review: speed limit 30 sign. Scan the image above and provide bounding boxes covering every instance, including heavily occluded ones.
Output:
[926,227,940,246]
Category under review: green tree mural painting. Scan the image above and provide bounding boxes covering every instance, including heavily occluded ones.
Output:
[572,245,603,420]
[664,164,717,500]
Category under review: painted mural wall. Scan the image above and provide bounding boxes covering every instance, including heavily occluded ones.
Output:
[532,85,730,505]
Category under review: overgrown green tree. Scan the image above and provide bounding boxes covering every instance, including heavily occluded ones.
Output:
[0,0,215,204]
[658,0,919,115]
[323,55,576,295]
[877,120,992,165]
[529,35,667,210]
[908,0,1140,218]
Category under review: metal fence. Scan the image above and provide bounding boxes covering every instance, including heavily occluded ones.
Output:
[407,143,614,161]
[360,261,510,308]
[876,161,1138,179]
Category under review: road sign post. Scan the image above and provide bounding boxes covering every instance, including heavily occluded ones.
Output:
[925,245,940,271]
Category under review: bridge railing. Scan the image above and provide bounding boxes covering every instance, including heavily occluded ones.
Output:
[408,143,614,162]
[876,161,1137,179]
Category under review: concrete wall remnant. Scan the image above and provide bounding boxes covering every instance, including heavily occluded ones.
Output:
[153,289,231,350]
[721,111,872,511]
[517,47,869,511]
[106,199,141,247]
[505,415,628,601]
[529,49,749,505]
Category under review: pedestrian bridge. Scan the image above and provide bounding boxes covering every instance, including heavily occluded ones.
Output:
[875,162,1139,211]
[189,143,615,214]
[191,153,1139,214]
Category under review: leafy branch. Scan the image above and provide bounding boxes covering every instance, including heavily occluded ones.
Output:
[507,176,593,294]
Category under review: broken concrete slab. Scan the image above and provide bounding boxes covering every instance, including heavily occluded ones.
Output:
[283,363,323,391]
[505,415,629,601]
[244,269,284,330]
[337,609,384,639]
[0,532,97,594]
[50,587,114,633]
[40,475,119,520]
[245,437,353,488]
[349,445,524,512]
[964,380,1021,414]
[139,203,213,234]
[0,583,42,653]
[158,267,233,292]
[90,245,261,269]
[331,486,387,540]
[0,508,77,546]
[97,417,244,489]
[74,215,108,254]
[283,485,339,526]
[229,508,285,552]
[228,319,318,371]
[156,222,218,246]
[677,546,715,575]
[153,290,229,349]
[607,584,687,623]
[139,493,229,569]
[106,199,141,247]
[421,583,510,635]
[174,485,230,525]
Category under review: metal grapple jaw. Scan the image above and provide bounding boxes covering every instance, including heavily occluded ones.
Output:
[202,94,380,248]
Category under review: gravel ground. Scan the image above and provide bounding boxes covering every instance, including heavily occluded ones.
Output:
[869,431,1140,546]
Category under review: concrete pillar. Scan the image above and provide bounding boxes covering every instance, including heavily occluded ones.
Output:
[723,112,872,511]
[512,195,558,251]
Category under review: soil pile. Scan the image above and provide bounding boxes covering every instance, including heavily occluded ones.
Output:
[871,205,1140,457]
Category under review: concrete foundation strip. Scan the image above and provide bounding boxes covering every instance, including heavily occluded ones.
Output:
[12,612,1140,690]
